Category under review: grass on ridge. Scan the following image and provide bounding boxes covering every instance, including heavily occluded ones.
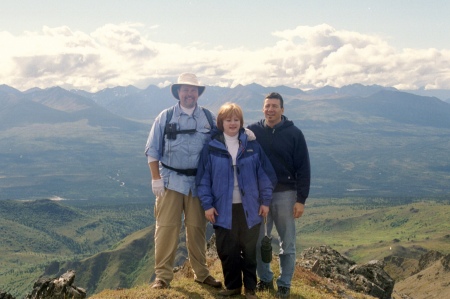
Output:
[89,256,376,299]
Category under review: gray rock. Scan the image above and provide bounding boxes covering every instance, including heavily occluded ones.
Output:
[0,291,16,299]
[298,245,394,299]
[25,270,86,299]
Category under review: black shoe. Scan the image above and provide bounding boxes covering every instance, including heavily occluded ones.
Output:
[245,288,257,299]
[276,286,290,298]
[256,280,274,291]
[218,288,241,296]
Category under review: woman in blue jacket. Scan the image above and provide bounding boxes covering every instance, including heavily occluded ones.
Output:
[196,102,277,298]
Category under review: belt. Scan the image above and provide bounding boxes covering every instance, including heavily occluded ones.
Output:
[161,162,197,176]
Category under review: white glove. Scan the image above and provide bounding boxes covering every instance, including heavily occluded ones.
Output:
[152,178,165,198]
[245,128,256,141]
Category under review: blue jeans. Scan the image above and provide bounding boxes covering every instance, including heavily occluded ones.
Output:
[256,190,297,288]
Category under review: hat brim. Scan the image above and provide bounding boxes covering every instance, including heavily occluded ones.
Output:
[171,84,205,100]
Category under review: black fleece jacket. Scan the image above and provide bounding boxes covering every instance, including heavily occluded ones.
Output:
[247,116,310,204]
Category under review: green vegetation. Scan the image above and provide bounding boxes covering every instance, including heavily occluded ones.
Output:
[295,197,450,262]
[0,197,153,297]
[1,197,449,298]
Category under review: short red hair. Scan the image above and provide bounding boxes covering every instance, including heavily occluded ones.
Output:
[216,102,244,132]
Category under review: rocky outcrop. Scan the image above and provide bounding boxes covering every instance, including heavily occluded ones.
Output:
[208,239,395,298]
[349,260,394,299]
[0,291,16,299]
[297,245,394,299]
[25,270,86,299]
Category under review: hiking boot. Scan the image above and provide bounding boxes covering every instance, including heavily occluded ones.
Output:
[276,286,290,298]
[218,287,241,296]
[151,279,168,289]
[245,288,258,299]
[256,280,274,291]
[195,275,222,288]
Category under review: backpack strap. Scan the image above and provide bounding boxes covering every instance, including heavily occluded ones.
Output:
[161,107,174,157]
[200,106,215,129]
[165,106,175,126]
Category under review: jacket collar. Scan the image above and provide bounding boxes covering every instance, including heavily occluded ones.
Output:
[210,128,247,149]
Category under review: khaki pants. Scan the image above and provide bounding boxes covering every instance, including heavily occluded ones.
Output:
[154,189,209,284]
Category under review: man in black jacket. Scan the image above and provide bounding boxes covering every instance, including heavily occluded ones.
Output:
[248,92,311,298]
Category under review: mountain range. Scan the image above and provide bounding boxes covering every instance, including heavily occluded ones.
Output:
[1,83,450,200]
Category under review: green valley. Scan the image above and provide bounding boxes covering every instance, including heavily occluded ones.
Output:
[1,197,449,298]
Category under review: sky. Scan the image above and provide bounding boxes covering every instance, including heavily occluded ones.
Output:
[1,0,450,92]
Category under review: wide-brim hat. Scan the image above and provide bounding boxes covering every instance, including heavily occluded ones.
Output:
[171,73,205,100]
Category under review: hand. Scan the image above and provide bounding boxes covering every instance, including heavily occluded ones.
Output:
[259,205,269,217]
[205,208,218,223]
[244,128,256,141]
[293,202,305,218]
[151,178,165,198]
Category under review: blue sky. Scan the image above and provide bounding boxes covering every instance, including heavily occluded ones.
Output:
[1,0,450,92]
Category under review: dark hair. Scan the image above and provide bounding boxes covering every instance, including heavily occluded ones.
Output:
[265,92,284,108]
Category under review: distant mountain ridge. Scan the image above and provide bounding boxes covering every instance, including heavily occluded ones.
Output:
[1,83,450,200]
[329,90,450,128]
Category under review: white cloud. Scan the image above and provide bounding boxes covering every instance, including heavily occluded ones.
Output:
[1,23,450,92]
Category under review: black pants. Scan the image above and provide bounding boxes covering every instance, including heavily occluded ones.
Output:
[215,204,261,290]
